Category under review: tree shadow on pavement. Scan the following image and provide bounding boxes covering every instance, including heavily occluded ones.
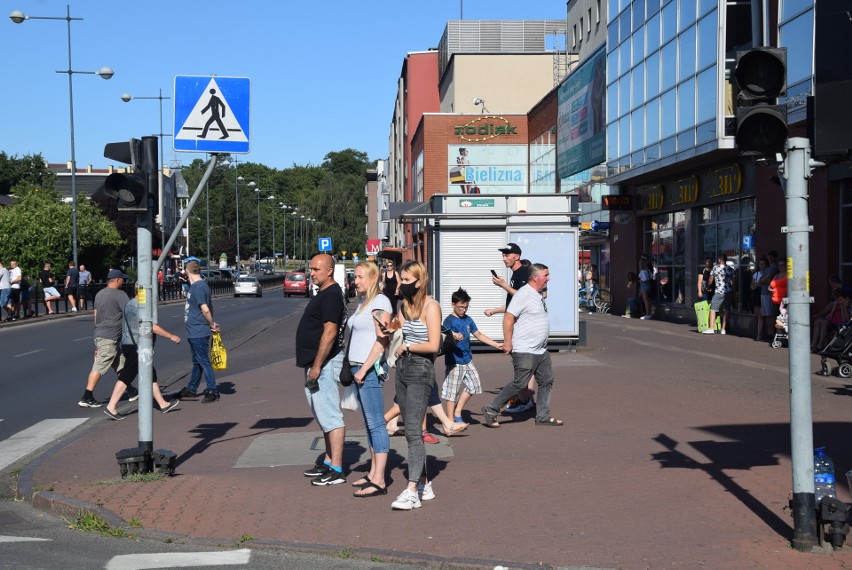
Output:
[175,422,238,468]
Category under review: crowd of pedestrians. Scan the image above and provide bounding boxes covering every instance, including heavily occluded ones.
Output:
[0,259,103,321]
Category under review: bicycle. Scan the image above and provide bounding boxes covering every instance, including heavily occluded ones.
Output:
[578,287,611,314]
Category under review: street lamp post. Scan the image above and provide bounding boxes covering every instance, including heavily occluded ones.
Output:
[280,204,290,268]
[255,187,262,264]
[228,160,255,272]
[10,5,114,268]
[291,211,299,265]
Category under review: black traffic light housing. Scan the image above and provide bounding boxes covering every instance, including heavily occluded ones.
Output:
[734,47,788,155]
[103,136,158,213]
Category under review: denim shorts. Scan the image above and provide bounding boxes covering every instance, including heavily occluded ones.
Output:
[304,352,345,433]
[0,289,9,307]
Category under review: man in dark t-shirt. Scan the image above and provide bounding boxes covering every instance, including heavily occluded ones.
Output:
[39,263,61,314]
[296,253,347,486]
[177,258,220,402]
[64,261,80,313]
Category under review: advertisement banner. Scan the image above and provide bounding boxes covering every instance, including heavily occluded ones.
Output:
[446,144,527,194]
[557,48,607,179]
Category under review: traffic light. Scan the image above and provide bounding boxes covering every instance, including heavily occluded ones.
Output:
[103,137,158,212]
[733,47,788,154]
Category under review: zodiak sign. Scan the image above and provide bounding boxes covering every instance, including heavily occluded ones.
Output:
[454,116,519,142]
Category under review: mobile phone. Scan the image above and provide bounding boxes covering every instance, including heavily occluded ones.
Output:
[490,269,498,277]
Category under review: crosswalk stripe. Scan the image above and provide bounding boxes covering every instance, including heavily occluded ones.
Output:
[0,418,87,472]
[0,535,51,542]
[105,548,252,569]
[12,349,44,358]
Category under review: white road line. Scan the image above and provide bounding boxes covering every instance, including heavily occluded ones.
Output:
[0,418,88,472]
[74,336,92,342]
[12,349,44,358]
[105,548,251,569]
[0,536,51,543]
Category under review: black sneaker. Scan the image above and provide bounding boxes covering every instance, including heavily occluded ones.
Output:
[201,391,220,403]
[176,387,198,400]
[126,387,139,402]
[160,400,180,414]
[311,469,346,486]
[78,396,102,408]
[103,408,125,421]
[304,463,329,477]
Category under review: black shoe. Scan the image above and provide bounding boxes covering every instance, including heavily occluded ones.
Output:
[78,396,102,408]
[160,400,180,414]
[311,469,346,486]
[201,391,220,403]
[176,387,198,400]
[125,387,139,402]
[304,463,329,477]
[103,408,125,421]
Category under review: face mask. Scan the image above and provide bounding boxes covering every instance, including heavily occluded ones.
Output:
[399,282,418,299]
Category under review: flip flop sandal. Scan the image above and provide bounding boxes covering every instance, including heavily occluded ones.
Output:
[351,477,371,488]
[444,422,469,436]
[481,406,500,428]
[535,417,564,426]
[353,481,388,497]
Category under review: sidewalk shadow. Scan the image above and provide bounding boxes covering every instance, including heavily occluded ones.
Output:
[217,381,236,395]
[651,433,792,540]
[826,384,852,398]
[175,422,238,468]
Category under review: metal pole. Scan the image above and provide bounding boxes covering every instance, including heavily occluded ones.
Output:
[271,201,275,266]
[235,166,240,270]
[282,207,287,269]
[783,137,818,551]
[257,193,261,263]
[65,5,78,268]
[206,177,210,268]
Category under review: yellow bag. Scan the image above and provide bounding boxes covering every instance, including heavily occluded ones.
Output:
[210,332,227,371]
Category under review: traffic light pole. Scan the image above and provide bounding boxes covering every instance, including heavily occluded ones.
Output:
[783,137,819,551]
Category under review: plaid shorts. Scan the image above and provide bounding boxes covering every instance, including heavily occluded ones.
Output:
[442,361,482,401]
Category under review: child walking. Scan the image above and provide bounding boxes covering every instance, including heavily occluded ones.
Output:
[441,288,502,423]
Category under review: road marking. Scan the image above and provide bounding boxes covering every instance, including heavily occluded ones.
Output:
[0,535,51,542]
[12,349,44,358]
[105,548,251,569]
[74,336,92,342]
[0,418,88,472]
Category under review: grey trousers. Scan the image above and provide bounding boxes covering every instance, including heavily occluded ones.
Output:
[395,353,435,483]
[485,351,554,422]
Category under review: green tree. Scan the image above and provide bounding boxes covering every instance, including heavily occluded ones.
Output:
[0,183,124,281]
[0,152,56,195]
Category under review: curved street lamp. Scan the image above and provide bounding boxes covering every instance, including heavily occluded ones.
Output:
[10,5,114,267]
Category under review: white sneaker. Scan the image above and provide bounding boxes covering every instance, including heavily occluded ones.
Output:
[417,481,435,501]
[71,307,78,312]
[391,488,422,510]
[702,329,716,334]
[623,314,632,318]
[720,329,726,335]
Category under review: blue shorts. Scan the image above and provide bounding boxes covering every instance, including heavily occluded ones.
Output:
[304,352,345,433]
[640,282,652,293]
[0,289,9,307]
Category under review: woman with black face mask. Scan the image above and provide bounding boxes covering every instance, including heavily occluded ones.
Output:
[385,260,442,511]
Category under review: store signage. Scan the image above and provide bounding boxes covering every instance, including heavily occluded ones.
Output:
[459,198,495,208]
[602,195,633,210]
[591,221,610,231]
[708,164,742,198]
[640,185,664,211]
[613,212,633,224]
[580,221,593,230]
[454,116,519,142]
[672,175,699,206]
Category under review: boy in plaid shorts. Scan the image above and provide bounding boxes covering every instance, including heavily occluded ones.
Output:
[442,288,503,423]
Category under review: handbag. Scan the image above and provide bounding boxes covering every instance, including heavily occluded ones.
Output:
[339,330,355,387]
[210,332,227,371]
[437,326,457,357]
[387,329,404,368]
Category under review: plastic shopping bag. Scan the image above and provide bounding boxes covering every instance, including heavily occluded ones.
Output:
[341,383,360,412]
[210,332,227,371]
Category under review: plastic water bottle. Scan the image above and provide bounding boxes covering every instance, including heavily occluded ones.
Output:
[814,447,837,504]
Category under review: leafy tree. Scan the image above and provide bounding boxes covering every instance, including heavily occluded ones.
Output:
[0,183,124,281]
[0,152,56,195]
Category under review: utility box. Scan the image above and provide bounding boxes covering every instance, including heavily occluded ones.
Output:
[115,446,152,478]
[428,194,580,343]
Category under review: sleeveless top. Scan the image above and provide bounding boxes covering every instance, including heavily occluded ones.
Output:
[382,271,398,298]
[401,300,437,346]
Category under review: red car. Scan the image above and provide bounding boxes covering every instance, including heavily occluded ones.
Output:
[283,271,308,297]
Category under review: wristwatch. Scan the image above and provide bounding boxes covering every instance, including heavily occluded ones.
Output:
[405,341,411,353]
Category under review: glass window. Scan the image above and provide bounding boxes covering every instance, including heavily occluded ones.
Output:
[646,51,661,98]
[619,40,632,76]
[697,11,717,70]
[648,0,661,18]
[632,61,646,109]
[608,82,620,121]
[646,96,660,144]
[608,21,620,52]
[607,122,620,160]
[698,0,714,17]
[646,142,660,161]
[619,74,631,116]
[781,0,812,21]
[631,150,644,168]
[661,135,676,157]
[633,0,645,31]
[607,51,619,84]
[779,12,814,85]
[632,107,645,151]
[633,31,644,66]
[678,25,696,81]
[696,119,716,144]
[696,66,716,122]
[608,0,620,22]
[661,89,677,137]
[662,0,677,43]
[620,9,632,43]
[661,41,677,91]
[678,78,695,130]
[679,0,696,32]
[677,129,695,151]
[619,115,631,157]
[646,12,662,53]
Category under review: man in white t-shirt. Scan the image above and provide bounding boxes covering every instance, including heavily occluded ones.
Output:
[481,263,563,428]
[7,260,21,321]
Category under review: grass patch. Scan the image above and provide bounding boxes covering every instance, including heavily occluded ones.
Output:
[340,548,352,559]
[239,534,256,543]
[128,518,143,528]
[67,512,131,538]
[99,472,166,485]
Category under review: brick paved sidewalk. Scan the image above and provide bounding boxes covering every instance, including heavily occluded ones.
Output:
[23,315,852,569]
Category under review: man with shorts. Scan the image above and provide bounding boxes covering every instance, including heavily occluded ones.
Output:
[79,269,131,408]
[703,254,736,335]
[8,260,21,321]
[64,261,79,313]
[297,253,347,486]
[0,261,10,321]
[39,263,61,315]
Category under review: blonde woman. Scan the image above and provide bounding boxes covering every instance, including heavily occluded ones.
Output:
[348,261,392,497]
[379,260,441,511]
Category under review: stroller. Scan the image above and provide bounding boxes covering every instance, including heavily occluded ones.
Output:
[818,321,852,378]
[771,305,789,349]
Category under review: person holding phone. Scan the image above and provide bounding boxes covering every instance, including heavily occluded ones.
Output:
[347,261,392,497]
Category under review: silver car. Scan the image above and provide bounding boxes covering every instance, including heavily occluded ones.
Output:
[234,276,262,297]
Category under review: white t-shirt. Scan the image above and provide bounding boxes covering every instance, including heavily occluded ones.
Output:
[9,267,21,290]
[347,294,392,363]
[507,284,549,354]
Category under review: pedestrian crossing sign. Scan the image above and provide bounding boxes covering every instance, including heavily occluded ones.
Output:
[173,75,250,153]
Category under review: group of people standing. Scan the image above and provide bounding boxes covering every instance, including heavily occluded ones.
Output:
[0,260,93,321]
[296,242,561,511]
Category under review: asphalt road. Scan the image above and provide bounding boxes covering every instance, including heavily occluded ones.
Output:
[0,291,308,445]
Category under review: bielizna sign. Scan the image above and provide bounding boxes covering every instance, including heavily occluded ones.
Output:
[448,144,527,194]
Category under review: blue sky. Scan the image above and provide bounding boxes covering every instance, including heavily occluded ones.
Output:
[2,1,566,171]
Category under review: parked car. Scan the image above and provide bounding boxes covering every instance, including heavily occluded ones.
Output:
[283,271,308,297]
[201,270,222,282]
[234,276,262,297]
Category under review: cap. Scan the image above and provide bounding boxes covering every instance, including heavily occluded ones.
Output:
[107,269,129,280]
[184,256,202,264]
[498,243,522,255]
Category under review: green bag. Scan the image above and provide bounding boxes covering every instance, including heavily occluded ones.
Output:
[695,300,722,333]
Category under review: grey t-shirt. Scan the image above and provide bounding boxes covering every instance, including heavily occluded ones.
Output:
[93,287,129,340]
[0,267,9,290]
[507,284,549,355]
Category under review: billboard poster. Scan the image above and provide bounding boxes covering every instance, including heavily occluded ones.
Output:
[446,144,527,194]
[557,47,607,179]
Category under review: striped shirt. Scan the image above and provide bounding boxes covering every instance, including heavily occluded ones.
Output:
[401,300,436,346]
[507,284,549,354]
